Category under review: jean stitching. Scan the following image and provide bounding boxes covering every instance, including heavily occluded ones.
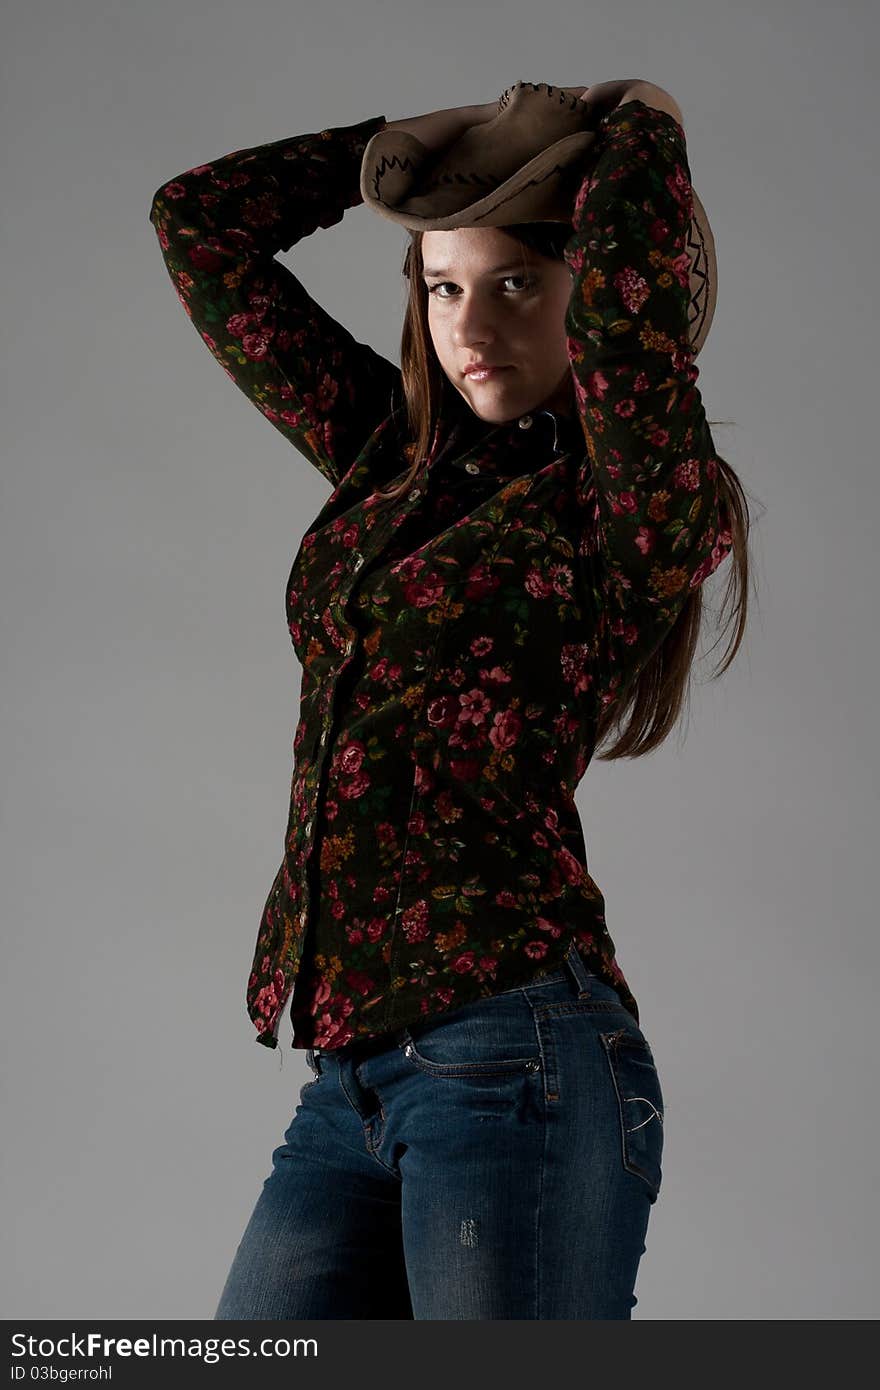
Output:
[598,1030,663,1198]
[400,1039,542,1076]
[528,1002,560,1104]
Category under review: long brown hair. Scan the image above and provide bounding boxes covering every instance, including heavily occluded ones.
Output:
[377,223,759,763]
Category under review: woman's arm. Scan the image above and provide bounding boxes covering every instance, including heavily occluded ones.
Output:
[148,115,400,490]
[562,94,733,713]
[573,80,684,127]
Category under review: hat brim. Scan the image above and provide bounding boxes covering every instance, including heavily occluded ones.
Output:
[361,128,597,229]
[361,129,716,354]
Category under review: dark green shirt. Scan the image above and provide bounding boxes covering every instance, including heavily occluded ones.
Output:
[149,101,733,1051]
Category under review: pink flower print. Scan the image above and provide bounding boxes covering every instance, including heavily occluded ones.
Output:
[401,899,430,944]
[458,688,493,728]
[226,311,256,338]
[489,708,523,752]
[242,287,270,316]
[524,940,550,960]
[525,568,553,598]
[403,574,444,609]
[611,489,639,519]
[426,694,458,730]
[337,742,366,776]
[338,770,370,800]
[645,423,671,448]
[161,180,189,201]
[450,951,476,975]
[671,249,690,290]
[634,526,656,558]
[609,616,640,650]
[561,642,594,695]
[341,524,361,550]
[463,562,502,603]
[672,456,702,492]
[242,328,277,361]
[665,163,692,212]
[549,564,573,597]
[556,846,588,887]
[482,665,511,688]
[366,917,388,943]
[613,266,651,315]
[582,368,610,402]
[254,981,280,1018]
[534,916,564,938]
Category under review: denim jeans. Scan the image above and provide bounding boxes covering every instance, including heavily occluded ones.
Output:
[213,942,664,1320]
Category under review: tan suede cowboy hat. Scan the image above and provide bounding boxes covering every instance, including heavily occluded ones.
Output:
[361,80,716,355]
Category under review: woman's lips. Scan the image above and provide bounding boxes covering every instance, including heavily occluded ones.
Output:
[464,366,510,381]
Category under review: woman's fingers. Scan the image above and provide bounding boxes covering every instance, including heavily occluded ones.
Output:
[573,80,683,126]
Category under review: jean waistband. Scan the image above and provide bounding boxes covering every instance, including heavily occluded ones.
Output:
[308,941,594,1067]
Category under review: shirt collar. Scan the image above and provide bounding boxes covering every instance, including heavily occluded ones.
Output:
[430,393,582,476]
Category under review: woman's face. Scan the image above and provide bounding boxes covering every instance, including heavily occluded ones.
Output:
[420,226,576,423]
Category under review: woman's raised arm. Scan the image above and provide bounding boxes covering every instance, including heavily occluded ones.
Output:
[149,115,400,489]
[562,93,733,712]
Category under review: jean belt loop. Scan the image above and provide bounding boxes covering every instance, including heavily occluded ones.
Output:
[564,940,593,998]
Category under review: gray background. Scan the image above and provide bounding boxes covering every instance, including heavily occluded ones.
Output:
[3,0,878,1320]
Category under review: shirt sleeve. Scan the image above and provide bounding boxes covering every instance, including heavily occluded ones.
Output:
[563,99,734,712]
[148,114,401,489]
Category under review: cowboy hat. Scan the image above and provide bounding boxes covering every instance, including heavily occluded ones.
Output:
[360,80,716,354]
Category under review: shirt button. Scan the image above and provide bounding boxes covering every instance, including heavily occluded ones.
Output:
[518,414,533,429]
[319,728,328,745]
[299,908,308,929]
[408,488,420,502]
[464,462,481,474]
[351,552,363,570]
[304,819,313,834]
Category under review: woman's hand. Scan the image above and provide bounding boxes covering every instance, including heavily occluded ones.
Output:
[569,80,684,127]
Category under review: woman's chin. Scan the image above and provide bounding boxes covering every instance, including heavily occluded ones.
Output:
[456,383,529,424]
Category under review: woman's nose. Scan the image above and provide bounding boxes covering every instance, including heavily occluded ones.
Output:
[453,308,499,347]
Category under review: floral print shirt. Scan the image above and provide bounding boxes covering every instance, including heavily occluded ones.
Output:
[149,100,733,1051]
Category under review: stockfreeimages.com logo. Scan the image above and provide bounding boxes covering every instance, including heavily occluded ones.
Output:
[10,1332,314,1366]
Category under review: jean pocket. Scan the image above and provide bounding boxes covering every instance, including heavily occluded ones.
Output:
[599,1028,665,1200]
[398,1008,543,1078]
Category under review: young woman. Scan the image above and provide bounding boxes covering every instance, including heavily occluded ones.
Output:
[149,79,751,1319]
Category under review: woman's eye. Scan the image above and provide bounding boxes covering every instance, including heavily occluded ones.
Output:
[426,275,532,298]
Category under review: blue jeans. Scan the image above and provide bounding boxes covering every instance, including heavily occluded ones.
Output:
[213,943,664,1320]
